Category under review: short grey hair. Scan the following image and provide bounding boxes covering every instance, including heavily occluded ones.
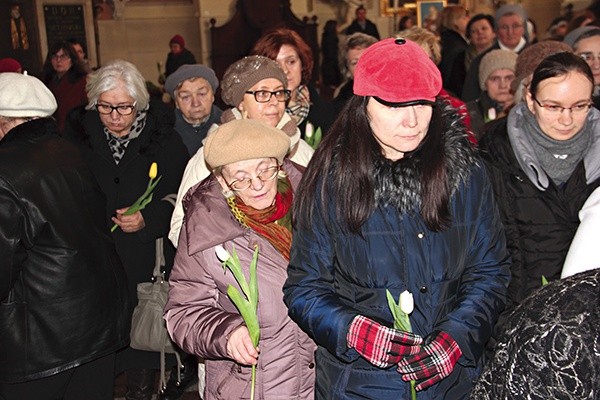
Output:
[85,59,150,111]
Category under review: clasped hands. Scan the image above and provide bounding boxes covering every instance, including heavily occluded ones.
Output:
[347,315,462,391]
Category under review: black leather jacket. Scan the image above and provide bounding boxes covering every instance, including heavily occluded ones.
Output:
[0,118,130,383]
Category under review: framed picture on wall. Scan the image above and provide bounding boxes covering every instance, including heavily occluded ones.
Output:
[416,0,446,33]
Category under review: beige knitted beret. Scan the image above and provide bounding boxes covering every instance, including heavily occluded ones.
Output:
[479,49,518,90]
[220,55,287,107]
[204,119,290,169]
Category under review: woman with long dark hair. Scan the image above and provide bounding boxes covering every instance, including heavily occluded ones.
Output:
[283,38,511,399]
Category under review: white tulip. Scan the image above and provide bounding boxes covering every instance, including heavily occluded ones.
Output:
[305,122,314,138]
[400,290,414,314]
[215,245,230,262]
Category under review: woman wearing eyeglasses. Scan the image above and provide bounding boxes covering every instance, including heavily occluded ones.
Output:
[164,119,316,400]
[168,55,313,246]
[479,51,600,345]
[252,28,336,139]
[63,59,189,400]
[41,41,88,133]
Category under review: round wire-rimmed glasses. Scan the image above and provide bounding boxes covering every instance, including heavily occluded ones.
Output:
[224,164,281,191]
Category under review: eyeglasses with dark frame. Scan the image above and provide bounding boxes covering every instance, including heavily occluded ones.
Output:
[531,95,592,115]
[245,90,291,103]
[96,102,137,116]
[223,164,281,191]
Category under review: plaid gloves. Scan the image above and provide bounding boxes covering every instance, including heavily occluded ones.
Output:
[347,315,423,368]
[397,331,462,391]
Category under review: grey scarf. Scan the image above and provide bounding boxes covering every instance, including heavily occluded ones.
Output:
[523,107,591,187]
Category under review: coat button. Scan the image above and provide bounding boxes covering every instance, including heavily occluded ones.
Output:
[308,362,315,369]
[114,177,120,183]
[420,286,427,293]
[417,232,424,239]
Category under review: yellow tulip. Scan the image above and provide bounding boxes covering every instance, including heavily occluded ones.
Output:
[148,162,158,179]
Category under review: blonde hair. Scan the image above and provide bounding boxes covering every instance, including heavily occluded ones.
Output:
[440,5,468,32]
[396,27,441,65]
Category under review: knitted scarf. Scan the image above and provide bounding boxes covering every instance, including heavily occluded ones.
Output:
[523,106,591,186]
[227,177,293,260]
[286,85,310,126]
[105,107,148,164]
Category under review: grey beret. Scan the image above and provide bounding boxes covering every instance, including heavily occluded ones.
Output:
[164,64,219,97]
[0,72,57,118]
[563,26,600,49]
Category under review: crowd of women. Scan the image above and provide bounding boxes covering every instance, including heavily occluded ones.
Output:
[2,3,600,399]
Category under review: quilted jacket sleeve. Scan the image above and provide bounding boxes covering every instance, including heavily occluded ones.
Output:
[164,229,244,359]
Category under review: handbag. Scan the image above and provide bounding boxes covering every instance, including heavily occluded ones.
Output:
[130,236,175,353]
[129,194,182,390]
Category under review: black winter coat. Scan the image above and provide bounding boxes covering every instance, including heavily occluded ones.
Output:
[479,118,600,332]
[439,29,469,97]
[64,104,188,370]
[0,118,130,383]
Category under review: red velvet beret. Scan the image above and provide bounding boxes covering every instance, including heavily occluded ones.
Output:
[353,38,442,104]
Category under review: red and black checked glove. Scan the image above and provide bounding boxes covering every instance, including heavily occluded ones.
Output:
[347,315,423,368]
[397,331,462,391]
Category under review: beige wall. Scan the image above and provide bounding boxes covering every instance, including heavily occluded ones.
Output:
[82,0,569,85]
[96,0,202,86]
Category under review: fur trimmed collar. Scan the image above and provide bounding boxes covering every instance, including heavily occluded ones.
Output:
[373,99,477,213]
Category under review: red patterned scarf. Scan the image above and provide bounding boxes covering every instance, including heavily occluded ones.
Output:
[227,177,293,260]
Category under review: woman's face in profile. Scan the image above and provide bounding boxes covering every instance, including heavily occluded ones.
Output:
[276,45,302,92]
[366,97,432,161]
[526,71,593,141]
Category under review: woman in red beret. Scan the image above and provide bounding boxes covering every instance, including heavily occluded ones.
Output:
[165,34,197,78]
[283,38,511,399]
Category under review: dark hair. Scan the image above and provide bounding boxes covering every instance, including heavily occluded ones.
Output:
[398,15,415,31]
[41,41,87,84]
[324,20,337,34]
[294,96,451,233]
[251,28,314,85]
[67,37,87,55]
[529,52,594,97]
[466,14,495,39]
